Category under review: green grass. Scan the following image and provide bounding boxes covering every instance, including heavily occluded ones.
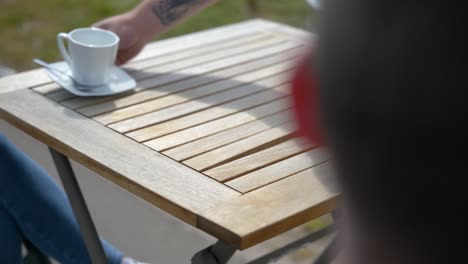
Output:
[0,0,312,71]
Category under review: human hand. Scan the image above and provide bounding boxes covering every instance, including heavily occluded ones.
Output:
[93,11,151,65]
[93,0,217,64]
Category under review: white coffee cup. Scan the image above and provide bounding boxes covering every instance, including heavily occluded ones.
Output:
[57,28,119,86]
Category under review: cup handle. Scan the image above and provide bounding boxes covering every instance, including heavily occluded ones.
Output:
[57,33,72,66]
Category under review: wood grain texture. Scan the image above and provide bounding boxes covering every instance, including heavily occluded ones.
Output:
[93,65,295,125]
[30,32,273,97]
[227,148,329,193]
[30,22,304,97]
[32,34,286,98]
[129,19,301,62]
[67,41,300,114]
[63,47,301,112]
[126,41,300,87]
[46,89,74,102]
[183,123,295,171]
[125,92,291,142]
[198,163,339,249]
[110,77,289,135]
[0,89,240,225]
[147,105,290,154]
[34,41,301,102]
[146,111,292,153]
[130,38,290,81]
[163,111,290,161]
[204,138,312,182]
[0,68,51,94]
[1,19,307,94]
[125,41,300,91]
[125,33,274,71]
[31,82,63,95]
[27,19,291,96]
[163,110,292,161]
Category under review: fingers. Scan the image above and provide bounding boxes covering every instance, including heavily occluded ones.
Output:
[91,18,112,29]
[116,42,145,65]
[91,13,144,65]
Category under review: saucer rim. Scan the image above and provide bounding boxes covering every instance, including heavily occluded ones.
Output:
[46,61,136,97]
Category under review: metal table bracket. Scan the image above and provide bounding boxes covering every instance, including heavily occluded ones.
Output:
[49,148,108,264]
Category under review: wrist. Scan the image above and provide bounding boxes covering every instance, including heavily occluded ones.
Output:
[130,1,165,42]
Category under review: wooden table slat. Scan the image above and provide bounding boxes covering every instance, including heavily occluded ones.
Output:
[63,48,301,111]
[46,89,74,102]
[0,69,51,94]
[33,83,66,96]
[65,40,300,111]
[92,62,295,125]
[162,110,291,161]
[31,34,275,97]
[204,138,312,182]
[125,33,274,71]
[32,34,297,97]
[3,20,270,93]
[93,72,289,129]
[227,148,329,193]
[124,40,300,86]
[130,19,302,62]
[198,163,338,249]
[130,38,290,81]
[108,76,289,134]
[1,19,306,93]
[183,123,295,171]
[124,90,290,142]
[149,108,291,153]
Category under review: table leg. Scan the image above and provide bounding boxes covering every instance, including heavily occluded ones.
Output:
[191,240,237,264]
[49,148,108,264]
[192,212,338,264]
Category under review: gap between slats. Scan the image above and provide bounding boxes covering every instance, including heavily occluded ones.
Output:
[38,40,303,109]
[129,36,286,81]
[28,20,294,94]
[31,31,276,96]
[124,33,275,72]
[38,36,290,100]
[226,148,329,193]
[92,63,296,126]
[61,45,302,112]
[182,123,297,172]
[203,138,313,183]
[159,110,293,160]
[121,88,291,142]
[130,20,291,62]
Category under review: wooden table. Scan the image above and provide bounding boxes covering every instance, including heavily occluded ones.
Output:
[0,19,339,263]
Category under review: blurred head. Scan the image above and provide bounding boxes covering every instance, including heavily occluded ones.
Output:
[313,0,466,262]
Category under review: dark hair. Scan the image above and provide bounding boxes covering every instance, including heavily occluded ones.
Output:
[317,0,465,262]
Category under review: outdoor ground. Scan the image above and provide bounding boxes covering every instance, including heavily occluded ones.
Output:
[0,0,313,71]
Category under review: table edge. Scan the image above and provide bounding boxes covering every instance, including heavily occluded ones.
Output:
[0,89,241,226]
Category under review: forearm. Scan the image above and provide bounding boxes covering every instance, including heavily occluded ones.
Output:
[131,0,219,41]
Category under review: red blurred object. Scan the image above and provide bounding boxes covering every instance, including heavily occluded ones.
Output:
[291,53,323,145]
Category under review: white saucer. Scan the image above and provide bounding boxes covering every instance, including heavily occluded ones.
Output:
[45,61,137,97]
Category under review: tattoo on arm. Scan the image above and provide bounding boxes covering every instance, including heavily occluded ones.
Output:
[152,0,209,26]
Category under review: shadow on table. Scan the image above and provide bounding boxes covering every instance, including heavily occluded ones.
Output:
[58,63,338,204]
[64,66,298,135]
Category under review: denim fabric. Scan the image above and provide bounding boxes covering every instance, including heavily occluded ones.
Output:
[0,133,122,264]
